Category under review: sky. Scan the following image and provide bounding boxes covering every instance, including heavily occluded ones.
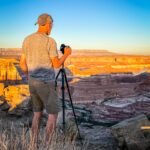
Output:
[0,0,150,55]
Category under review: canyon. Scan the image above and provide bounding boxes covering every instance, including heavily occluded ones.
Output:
[0,48,150,150]
[65,50,150,77]
[0,49,150,107]
[0,48,150,111]
[0,48,150,79]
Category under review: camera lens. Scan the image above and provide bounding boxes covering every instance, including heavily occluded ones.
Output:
[60,44,66,54]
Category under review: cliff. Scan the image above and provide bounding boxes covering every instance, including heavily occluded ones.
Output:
[0,58,22,81]
[0,48,150,80]
[64,55,150,77]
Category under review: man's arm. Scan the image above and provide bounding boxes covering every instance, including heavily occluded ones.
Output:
[20,53,28,77]
[51,47,72,69]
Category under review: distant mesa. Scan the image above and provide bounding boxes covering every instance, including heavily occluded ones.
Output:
[0,48,147,57]
[0,48,21,58]
[0,48,126,57]
[71,49,124,56]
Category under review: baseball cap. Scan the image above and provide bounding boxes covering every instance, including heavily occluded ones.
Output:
[35,13,53,26]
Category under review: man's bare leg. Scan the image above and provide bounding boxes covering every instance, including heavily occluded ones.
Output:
[32,112,42,147]
[45,114,58,144]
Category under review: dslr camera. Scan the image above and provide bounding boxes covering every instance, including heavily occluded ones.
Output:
[60,44,69,54]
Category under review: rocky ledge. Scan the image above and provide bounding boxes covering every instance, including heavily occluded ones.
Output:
[0,73,150,150]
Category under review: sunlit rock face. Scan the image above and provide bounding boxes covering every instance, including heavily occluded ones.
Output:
[1,49,150,78]
[3,85,30,110]
[0,58,22,81]
[63,50,150,77]
[0,83,4,96]
[0,49,150,111]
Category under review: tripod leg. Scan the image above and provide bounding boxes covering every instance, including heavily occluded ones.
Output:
[55,69,62,85]
[55,69,61,81]
[55,69,61,90]
[55,69,66,133]
[64,70,82,142]
[61,69,66,133]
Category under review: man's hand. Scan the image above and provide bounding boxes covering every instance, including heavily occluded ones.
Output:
[20,53,28,77]
[51,46,72,69]
[64,46,72,56]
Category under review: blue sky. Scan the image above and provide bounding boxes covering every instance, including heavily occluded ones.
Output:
[0,0,150,55]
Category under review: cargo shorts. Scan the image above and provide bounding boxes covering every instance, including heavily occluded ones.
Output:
[28,77,61,114]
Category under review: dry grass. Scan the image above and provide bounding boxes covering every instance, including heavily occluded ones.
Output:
[0,122,87,150]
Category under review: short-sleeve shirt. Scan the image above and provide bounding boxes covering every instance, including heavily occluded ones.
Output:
[22,33,58,82]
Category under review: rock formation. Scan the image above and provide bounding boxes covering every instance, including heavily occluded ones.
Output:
[1,84,30,110]
[1,49,150,78]
[0,58,22,81]
[111,114,150,150]
[0,83,4,96]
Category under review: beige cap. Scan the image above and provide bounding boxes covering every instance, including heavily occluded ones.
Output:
[35,13,53,26]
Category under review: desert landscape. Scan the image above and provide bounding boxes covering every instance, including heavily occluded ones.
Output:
[0,48,150,150]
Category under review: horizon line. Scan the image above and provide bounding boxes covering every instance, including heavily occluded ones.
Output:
[0,47,149,56]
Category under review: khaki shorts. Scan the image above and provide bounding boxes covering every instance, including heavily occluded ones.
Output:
[28,77,61,114]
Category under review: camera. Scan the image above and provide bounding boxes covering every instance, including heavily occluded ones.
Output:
[60,44,67,54]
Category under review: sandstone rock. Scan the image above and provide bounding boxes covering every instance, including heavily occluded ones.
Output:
[0,58,22,81]
[64,52,150,77]
[3,84,30,110]
[17,96,32,110]
[111,114,150,150]
[7,97,32,116]
[0,83,4,96]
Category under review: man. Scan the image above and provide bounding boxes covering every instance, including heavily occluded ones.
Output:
[20,13,71,146]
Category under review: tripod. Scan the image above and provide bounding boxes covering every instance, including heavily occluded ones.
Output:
[55,63,82,141]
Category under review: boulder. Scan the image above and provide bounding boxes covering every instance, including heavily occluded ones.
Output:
[80,126,118,150]
[8,97,32,116]
[17,97,32,110]
[3,85,30,110]
[111,114,150,150]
